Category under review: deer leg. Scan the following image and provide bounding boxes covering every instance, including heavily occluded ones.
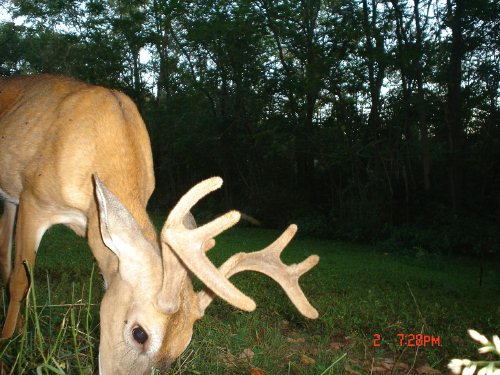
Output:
[0,202,17,283]
[1,193,49,338]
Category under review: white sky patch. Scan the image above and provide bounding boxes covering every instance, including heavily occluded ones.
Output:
[139,48,151,65]
[139,47,156,94]
[0,5,11,22]
[0,4,25,25]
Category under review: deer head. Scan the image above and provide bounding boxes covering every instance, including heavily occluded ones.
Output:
[94,176,319,374]
[0,75,317,374]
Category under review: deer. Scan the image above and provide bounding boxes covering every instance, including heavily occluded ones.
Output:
[0,74,319,374]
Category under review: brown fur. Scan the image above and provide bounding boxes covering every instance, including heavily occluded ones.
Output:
[0,75,318,374]
[0,75,178,374]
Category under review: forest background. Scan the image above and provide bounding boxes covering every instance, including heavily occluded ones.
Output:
[1,0,498,256]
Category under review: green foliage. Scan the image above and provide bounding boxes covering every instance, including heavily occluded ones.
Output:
[0,259,97,373]
[1,225,498,373]
[381,211,500,256]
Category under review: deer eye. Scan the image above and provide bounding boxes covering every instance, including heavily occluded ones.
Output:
[132,325,148,345]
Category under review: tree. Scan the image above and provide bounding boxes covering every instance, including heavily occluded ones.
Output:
[1,0,498,252]
[445,0,465,213]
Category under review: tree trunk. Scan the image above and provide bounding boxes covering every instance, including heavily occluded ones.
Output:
[131,48,142,111]
[362,0,385,135]
[156,28,170,104]
[446,0,465,213]
[261,0,320,203]
[414,0,431,192]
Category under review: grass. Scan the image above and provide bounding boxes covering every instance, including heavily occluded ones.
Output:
[0,223,498,374]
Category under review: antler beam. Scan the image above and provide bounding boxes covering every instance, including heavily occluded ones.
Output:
[159,177,256,313]
[160,177,319,319]
[197,224,319,319]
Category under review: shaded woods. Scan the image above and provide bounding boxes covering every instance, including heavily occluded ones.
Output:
[1,0,498,255]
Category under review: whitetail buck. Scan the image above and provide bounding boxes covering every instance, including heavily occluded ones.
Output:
[0,75,319,373]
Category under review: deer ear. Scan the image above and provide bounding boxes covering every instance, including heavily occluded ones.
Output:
[93,174,157,280]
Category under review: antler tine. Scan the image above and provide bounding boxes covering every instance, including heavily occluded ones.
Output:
[160,177,257,315]
[197,224,320,319]
[166,177,223,226]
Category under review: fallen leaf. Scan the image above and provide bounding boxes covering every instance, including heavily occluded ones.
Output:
[364,359,394,374]
[287,337,306,343]
[329,334,352,350]
[416,364,441,374]
[300,354,316,366]
[344,364,363,375]
[451,336,462,344]
[395,362,411,371]
[256,328,265,343]
[381,358,395,370]
[364,365,391,374]
[329,341,343,351]
[218,350,236,367]
[239,348,255,361]
[249,368,265,375]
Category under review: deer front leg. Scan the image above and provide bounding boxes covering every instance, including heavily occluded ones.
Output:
[0,202,17,283]
[1,193,49,338]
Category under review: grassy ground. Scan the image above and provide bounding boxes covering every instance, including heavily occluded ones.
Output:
[0,223,498,374]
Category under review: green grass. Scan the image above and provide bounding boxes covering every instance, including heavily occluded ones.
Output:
[0,224,498,374]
